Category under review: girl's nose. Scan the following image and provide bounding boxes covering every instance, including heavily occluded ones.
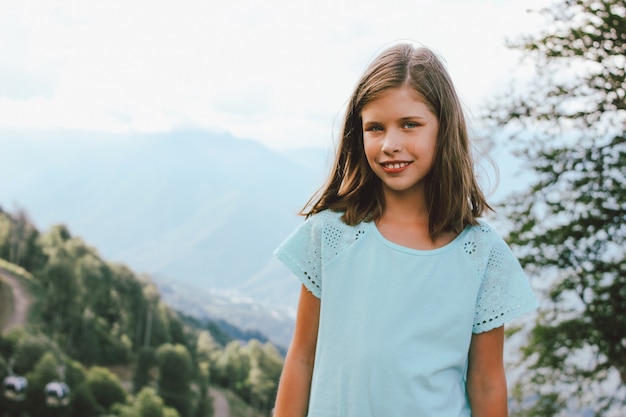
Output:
[381,131,401,154]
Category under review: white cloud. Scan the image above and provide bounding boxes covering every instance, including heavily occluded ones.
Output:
[0,0,551,149]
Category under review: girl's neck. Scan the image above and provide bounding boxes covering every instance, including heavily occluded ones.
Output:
[376,189,456,250]
[381,187,429,223]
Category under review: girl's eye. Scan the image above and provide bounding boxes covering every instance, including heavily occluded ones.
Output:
[365,125,383,132]
[403,122,419,129]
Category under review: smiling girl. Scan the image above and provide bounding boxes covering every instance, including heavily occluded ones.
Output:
[272,43,538,417]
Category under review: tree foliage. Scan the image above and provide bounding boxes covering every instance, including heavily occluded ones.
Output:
[113,387,181,417]
[24,220,185,364]
[0,204,284,416]
[157,343,194,417]
[86,366,128,411]
[244,340,283,413]
[484,0,625,415]
[0,207,45,272]
[210,339,282,413]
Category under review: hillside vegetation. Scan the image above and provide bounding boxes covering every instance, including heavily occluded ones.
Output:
[0,206,283,417]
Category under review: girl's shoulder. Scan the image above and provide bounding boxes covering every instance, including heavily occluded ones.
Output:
[465,219,508,246]
[274,210,367,298]
[304,209,368,248]
[306,209,363,229]
[278,209,368,264]
[462,219,518,266]
[458,219,515,260]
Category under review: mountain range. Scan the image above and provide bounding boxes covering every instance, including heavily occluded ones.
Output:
[0,129,333,347]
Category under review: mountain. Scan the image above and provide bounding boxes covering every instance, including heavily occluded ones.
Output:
[0,129,331,346]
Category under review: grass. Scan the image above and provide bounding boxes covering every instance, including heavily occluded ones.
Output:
[0,259,34,281]
[0,276,13,330]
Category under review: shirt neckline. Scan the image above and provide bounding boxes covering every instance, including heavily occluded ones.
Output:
[367,221,471,255]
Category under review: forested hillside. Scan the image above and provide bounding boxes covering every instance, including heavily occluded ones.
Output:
[0,206,283,417]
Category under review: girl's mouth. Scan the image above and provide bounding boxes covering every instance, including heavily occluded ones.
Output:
[381,161,412,172]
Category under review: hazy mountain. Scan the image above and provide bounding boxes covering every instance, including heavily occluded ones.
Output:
[0,129,331,346]
[0,129,533,348]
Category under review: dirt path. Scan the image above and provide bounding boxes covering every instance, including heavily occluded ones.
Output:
[0,267,33,333]
[209,387,230,417]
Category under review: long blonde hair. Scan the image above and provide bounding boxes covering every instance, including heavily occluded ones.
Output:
[303,43,491,239]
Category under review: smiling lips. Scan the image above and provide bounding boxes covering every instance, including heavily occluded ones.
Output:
[380,161,412,173]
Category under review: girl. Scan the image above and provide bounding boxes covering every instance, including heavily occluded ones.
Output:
[273,43,538,417]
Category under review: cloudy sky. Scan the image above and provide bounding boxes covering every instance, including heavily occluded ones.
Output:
[0,0,552,150]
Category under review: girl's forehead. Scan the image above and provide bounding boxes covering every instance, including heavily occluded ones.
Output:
[361,86,432,114]
[366,83,427,103]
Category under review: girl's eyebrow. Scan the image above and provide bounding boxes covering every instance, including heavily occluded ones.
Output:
[362,116,428,123]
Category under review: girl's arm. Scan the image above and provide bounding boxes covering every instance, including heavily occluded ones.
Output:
[273,285,320,417]
[466,325,508,417]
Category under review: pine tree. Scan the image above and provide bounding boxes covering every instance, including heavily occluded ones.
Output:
[485,0,625,415]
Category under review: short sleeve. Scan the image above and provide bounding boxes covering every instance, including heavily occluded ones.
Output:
[473,233,539,333]
[274,214,324,298]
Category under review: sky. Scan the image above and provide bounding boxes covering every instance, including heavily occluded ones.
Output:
[0,0,553,150]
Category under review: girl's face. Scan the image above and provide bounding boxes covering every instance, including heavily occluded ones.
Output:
[361,85,439,198]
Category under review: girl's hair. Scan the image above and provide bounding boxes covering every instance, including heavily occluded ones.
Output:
[302,43,492,239]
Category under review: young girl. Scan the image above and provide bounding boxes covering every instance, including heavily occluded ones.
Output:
[272,43,538,417]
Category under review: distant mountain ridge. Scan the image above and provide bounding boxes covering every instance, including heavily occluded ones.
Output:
[0,129,330,346]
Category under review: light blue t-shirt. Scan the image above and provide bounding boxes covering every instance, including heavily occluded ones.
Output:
[275,210,539,417]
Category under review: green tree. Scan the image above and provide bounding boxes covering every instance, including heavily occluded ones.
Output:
[24,352,64,417]
[8,208,44,272]
[484,0,625,415]
[133,346,157,393]
[70,382,102,417]
[113,387,181,417]
[193,331,218,417]
[0,208,46,272]
[157,343,194,417]
[214,341,251,398]
[34,223,142,365]
[0,327,27,361]
[194,362,213,417]
[141,282,162,348]
[62,360,102,417]
[0,354,6,381]
[35,226,86,349]
[12,333,56,374]
[109,263,148,351]
[244,340,283,413]
[85,366,127,411]
[196,331,220,363]
[0,211,11,260]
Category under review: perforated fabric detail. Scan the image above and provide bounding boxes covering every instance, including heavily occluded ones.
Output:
[463,240,477,255]
[274,210,367,298]
[275,212,537,328]
[469,222,538,333]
